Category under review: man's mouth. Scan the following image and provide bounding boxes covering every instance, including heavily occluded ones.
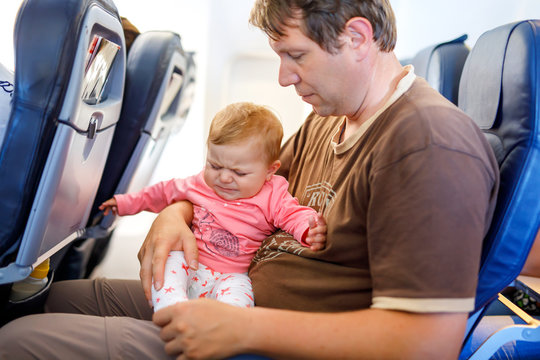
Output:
[297,88,316,102]
[301,93,314,103]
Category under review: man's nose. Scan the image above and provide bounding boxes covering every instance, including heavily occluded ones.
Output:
[278,61,300,87]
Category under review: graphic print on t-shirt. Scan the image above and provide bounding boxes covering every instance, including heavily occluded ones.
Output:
[251,232,307,265]
[302,181,336,215]
[195,206,240,257]
[250,181,336,265]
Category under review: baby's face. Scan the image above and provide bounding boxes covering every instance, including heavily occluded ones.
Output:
[204,138,277,200]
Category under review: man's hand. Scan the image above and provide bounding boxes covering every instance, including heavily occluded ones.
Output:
[153,297,467,360]
[138,201,197,304]
[153,299,248,359]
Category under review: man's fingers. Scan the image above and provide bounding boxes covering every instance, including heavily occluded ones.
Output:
[152,243,175,291]
[152,305,174,327]
[136,201,196,303]
[182,234,199,270]
[139,251,154,302]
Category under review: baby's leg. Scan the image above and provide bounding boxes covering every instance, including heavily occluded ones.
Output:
[213,272,254,308]
[151,251,189,311]
[186,264,217,300]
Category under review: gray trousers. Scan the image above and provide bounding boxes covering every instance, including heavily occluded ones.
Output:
[0,278,174,359]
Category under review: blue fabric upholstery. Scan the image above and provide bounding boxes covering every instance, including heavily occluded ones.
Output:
[0,0,125,284]
[176,51,197,126]
[410,34,470,104]
[461,299,540,359]
[458,20,540,358]
[54,31,195,280]
[89,31,189,223]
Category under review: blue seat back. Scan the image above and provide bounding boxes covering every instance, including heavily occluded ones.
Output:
[0,0,125,284]
[458,20,540,315]
[411,34,470,104]
[175,51,197,131]
[89,31,191,231]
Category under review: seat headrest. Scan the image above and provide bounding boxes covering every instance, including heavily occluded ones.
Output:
[459,21,539,130]
[457,20,540,311]
[411,34,469,104]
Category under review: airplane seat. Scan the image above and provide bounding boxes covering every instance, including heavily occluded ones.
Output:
[0,0,126,321]
[175,51,197,133]
[53,30,195,280]
[456,20,540,359]
[409,34,470,104]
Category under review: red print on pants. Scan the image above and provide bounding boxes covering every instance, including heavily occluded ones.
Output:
[182,263,190,275]
[220,287,231,296]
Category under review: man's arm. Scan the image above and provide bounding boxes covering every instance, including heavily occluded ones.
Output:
[153,299,467,360]
[138,200,197,303]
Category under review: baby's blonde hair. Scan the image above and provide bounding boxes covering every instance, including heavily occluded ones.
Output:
[208,102,283,164]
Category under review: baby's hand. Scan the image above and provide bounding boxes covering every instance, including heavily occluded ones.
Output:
[305,214,327,251]
[99,197,118,216]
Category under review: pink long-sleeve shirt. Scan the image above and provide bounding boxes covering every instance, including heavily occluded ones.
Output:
[114,171,317,273]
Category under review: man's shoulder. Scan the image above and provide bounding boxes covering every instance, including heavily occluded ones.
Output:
[384,79,481,146]
[398,78,468,123]
[370,79,496,171]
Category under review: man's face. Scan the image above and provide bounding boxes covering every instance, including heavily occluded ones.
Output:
[269,19,361,118]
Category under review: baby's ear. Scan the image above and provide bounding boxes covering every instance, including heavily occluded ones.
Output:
[266,160,281,180]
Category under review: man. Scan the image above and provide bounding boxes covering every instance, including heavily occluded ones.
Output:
[0,1,498,359]
[140,0,498,358]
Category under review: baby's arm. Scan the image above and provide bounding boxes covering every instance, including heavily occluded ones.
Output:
[99,197,118,216]
[270,176,327,251]
[304,214,327,251]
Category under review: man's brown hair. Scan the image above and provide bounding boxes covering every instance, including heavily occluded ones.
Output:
[249,0,396,54]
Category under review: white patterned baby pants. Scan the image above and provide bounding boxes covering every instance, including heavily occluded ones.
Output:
[152,251,254,311]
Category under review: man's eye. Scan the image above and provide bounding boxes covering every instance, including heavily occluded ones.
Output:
[289,53,303,60]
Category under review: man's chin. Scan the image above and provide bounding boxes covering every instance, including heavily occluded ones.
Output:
[311,106,332,117]
[307,104,321,115]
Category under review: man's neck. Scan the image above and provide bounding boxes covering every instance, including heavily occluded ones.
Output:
[342,52,406,141]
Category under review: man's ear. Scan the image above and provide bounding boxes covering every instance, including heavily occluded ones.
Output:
[344,17,374,59]
[266,160,281,180]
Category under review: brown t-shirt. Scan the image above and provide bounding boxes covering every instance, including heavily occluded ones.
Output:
[249,77,499,313]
